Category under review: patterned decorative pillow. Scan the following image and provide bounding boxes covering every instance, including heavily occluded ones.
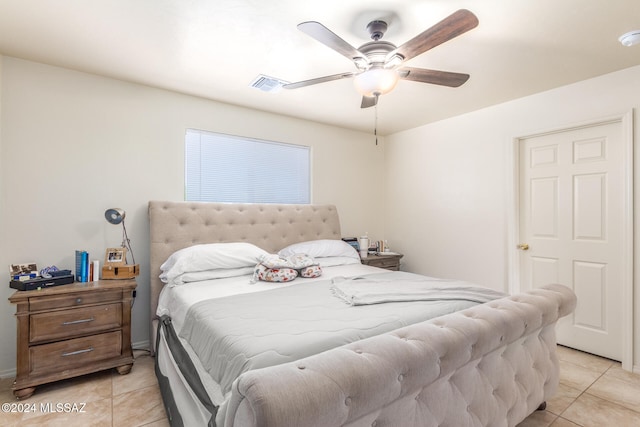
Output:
[299,265,322,278]
[285,253,318,269]
[253,263,298,283]
[259,253,317,269]
[259,254,293,269]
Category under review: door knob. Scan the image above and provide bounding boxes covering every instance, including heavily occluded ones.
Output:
[517,243,529,250]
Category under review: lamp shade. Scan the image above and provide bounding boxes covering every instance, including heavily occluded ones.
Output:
[353,68,399,97]
[105,208,126,225]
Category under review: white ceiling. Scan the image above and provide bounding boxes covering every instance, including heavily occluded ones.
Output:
[1,0,639,135]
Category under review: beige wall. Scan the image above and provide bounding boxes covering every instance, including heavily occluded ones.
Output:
[0,56,386,375]
[384,64,640,370]
[2,54,639,376]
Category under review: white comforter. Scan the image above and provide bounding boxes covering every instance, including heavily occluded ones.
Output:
[178,271,501,397]
[157,263,383,333]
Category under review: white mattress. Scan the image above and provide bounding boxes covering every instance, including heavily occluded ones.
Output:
[157,262,384,334]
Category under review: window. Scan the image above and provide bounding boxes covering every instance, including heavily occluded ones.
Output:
[185,129,310,204]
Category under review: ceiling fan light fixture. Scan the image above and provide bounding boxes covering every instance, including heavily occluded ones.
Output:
[286,10,478,107]
[353,68,399,97]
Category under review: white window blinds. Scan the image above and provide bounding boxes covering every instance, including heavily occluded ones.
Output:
[185,129,310,204]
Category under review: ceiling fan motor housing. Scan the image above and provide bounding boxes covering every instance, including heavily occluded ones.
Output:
[367,20,388,41]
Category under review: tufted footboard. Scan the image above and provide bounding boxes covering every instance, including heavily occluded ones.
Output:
[222,284,576,427]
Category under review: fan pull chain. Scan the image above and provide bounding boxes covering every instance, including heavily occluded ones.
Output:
[374,100,378,145]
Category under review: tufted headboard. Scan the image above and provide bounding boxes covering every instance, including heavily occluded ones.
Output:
[148,201,342,345]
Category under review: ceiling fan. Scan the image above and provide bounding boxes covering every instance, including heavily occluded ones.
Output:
[283,9,479,108]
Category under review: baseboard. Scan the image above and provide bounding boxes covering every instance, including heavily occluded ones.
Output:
[0,367,16,379]
[133,340,151,353]
[0,340,152,380]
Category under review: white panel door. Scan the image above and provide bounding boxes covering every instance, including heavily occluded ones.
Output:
[519,121,624,360]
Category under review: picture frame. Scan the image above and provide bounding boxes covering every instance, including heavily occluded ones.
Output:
[104,247,127,266]
[10,262,38,278]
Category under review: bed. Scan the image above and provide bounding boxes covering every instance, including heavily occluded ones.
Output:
[149,201,576,427]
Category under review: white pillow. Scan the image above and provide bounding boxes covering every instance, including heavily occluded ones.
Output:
[160,242,268,285]
[174,267,255,285]
[278,239,359,260]
[318,256,361,267]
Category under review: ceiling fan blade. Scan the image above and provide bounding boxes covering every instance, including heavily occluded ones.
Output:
[283,72,355,90]
[361,95,378,109]
[387,9,478,64]
[298,21,366,63]
[399,67,470,87]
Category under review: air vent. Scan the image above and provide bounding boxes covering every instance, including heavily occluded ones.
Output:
[250,75,288,93]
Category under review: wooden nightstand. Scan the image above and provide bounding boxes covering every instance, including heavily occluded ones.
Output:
[361,253,403,271]
[8,279,137,399]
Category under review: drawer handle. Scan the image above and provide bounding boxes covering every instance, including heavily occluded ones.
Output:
[62,317,95,326]
[62,347,94,357]
[75,298,82,304]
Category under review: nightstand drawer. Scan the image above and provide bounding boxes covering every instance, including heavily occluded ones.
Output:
[29,290,122,312]
[368,257,398,269]
[361,253,403,271]
[30,303,122,343]
[29,331,122,376]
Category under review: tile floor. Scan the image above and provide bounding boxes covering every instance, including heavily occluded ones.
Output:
[0,350,168,427]
[517,346,640,427]
[0,346,638,426]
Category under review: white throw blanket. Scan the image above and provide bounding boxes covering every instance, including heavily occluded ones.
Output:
[331,273,505,306]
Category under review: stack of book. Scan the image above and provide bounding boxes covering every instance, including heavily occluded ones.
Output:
[75,250,98,282]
